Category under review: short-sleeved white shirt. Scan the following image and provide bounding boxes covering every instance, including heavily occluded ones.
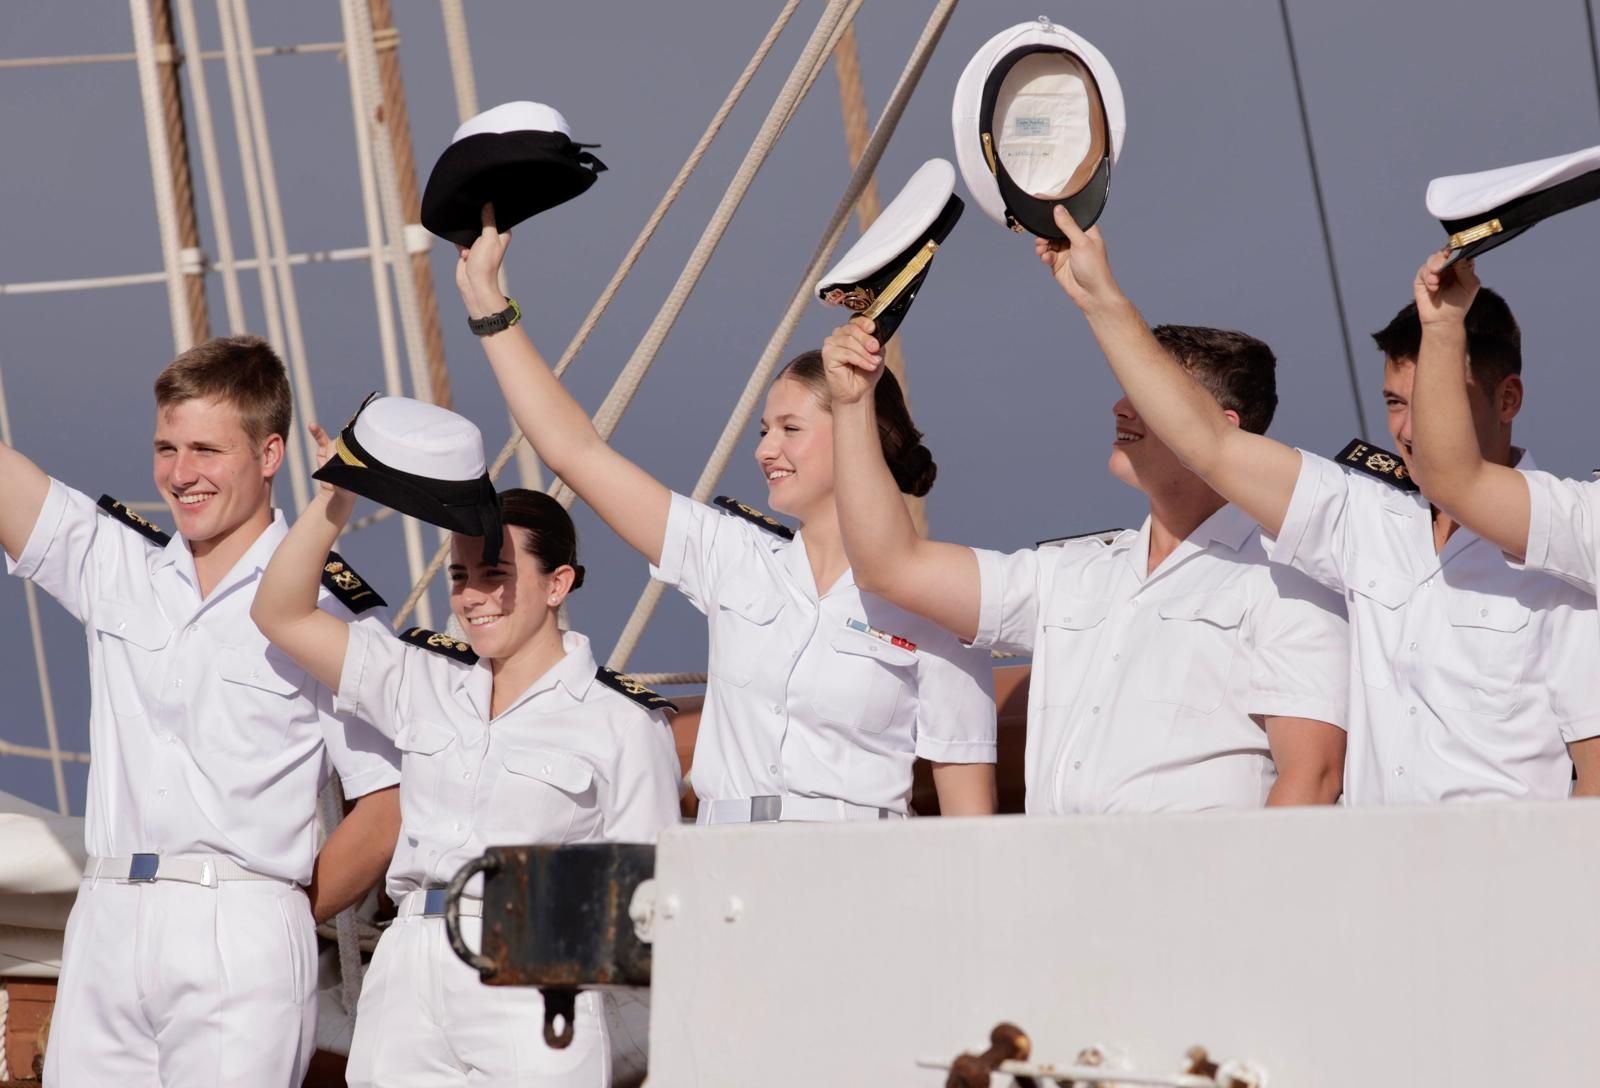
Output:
[1270,451,1600,803]
[5,479,401,883]
[970,504,1349,814]
[336,625,681,900]
[650,493,996,813]
[1524,470,1600,594]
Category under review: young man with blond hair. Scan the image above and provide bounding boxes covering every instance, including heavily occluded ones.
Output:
[2,335,401,1087]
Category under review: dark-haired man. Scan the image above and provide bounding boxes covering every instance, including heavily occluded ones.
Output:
[1,336,401,1087]
[1036,207,1600,803]
[825,315,1349,813]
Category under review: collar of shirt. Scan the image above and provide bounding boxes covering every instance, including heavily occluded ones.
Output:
[780,530,855,601]
[152,509,290,608]
[458,628,601,725]
[1124,502,1257,584]
[1380,448,1534,579]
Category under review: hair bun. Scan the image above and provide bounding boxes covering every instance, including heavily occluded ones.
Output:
[890,442,937,498]
[569,564,586,592]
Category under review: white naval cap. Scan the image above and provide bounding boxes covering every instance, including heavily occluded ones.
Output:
[420,100,607,246]
[313,394,505,563]
[1427,144,1600,266]
[951,16,1126,239]
[815,159,964,343]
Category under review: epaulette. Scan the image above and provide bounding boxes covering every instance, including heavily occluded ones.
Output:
[1035,528,1124,548]
[713,496,794,540]
[1335,439,1419,493]
[96,495,170,548]
[595,666,679,713]
[321,551,386,614]
[399,626,479,665]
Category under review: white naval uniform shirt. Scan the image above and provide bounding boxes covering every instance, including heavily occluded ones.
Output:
[5,480,400,883]
[336,626,682,900]
[971,504,1349,814]
[650,493,997,812]
[1270,451,1600,803]
[1525,470,1600,593]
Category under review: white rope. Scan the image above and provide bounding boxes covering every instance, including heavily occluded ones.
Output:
[0,362,69,813]
[0,985,9,1081]
[0,246,378,296]
[317,780,365,1016]
[338,0,431,624]
[607,0,960,671]
[173,0,247,334]
[0,41,345,69]
[392,0,808,625]
[226,0,321,504]
[214,0,310,511]
[129,0,195,354]
[553,0,855,506]
[438,0,479,123]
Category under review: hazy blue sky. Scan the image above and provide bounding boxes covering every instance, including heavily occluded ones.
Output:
[4,0,1600,811]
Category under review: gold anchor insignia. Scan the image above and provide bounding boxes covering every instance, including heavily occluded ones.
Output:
[331,570,362,591]
[1366,453,1399,474]
[426,632,469,652]
[124,507,154,529]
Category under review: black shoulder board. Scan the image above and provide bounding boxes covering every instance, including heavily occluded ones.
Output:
[713,495,794,540]
[1035,528,1125,548]
[321,551,387,614]
[595,666,679,713]
[398,626,479,665]
[96,495,170,548]
[1335,439,1419,493]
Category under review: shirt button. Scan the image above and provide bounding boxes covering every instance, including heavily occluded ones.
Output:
[541,764,552,776]
[453,822,463,832]
[768,764,778,774]
[1073,761,1082,770]
[1408,706,1418,717]
[771,705,783,715]
[1394,766,1406,777]
[117,621,127,631]
[1091,706,1100,714]
[462,771,471,780]
[157,788,168,797]
[1478,608,1489,618]
[1112,652,1120,662]
[1367,579,1377,589]
[1423,580,1433,589]
[1408,641,1417,652]
[172,678,183,688]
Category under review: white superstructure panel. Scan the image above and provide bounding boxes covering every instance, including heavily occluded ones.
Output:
[647,803,1600,1086]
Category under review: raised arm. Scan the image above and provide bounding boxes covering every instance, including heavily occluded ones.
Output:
[824,318,983,643]
[456,206,672,566]
[0,440,52,563]
[1407,250,1531,559]
[250,424,352,691]
[1042,208,1302,537]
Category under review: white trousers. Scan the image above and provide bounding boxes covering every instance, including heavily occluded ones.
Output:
[345,914,610,1088]
[43,877,317,1088]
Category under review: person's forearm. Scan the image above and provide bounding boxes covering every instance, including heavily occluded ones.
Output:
[833,399,920,594]
[1079,294,1231,476]
[306,785,400,922]
[476,320,606,478]
[253,490,344,639]
[1411,324,1483,505]
[930,761,997,815]
[0,441,52,563]
[1265,766,1342,806]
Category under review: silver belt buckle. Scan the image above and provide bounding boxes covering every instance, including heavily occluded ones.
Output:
[749,795,782,822]
[422,887,449,916]
[128,853,160,883]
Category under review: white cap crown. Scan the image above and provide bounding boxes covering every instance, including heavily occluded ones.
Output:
[452,101,571,144]
[352,397,487,481]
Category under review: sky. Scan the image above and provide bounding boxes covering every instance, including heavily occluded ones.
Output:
[3,0,1600,812]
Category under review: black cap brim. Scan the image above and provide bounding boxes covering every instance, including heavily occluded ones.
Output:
[817,194,964,343]
[421,131,606,246]
[1439,166,1600,268]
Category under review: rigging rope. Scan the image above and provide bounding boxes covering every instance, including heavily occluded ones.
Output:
[391,0,811,625]
[150,0,211,345]
[174,0,247,333]
[607,0,961,671]
[1276,0,1370,439]
[129,0,196,354]
[214,0,311,510]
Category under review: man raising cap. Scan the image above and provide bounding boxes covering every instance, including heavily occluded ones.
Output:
[1,335,401,1087]
[1038,205,1600,802]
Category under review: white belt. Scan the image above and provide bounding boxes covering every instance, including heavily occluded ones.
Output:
[397,887,482,919]
[85,853,287,888]
[697,795,907,825]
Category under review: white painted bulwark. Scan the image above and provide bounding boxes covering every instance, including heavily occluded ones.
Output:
[647,803,1600,1085]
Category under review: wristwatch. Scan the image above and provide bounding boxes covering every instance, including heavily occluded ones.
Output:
[467,297,521,336]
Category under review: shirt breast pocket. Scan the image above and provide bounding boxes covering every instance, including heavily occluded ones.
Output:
[1347,566,1411,690]
[1038,593,1111,708]
[1430,593,1531,715]
[492,746,596,843]
[91,598,172,714]
[708,575,785,687]
[813,626,916,734]
[1142,593,1247,714]
[211,644,310,757]
[395,719,456,840]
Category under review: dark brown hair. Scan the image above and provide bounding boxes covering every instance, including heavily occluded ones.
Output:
[777,350,938,497]
[1371,285,1521,388]
[498,488,585,591]
[1152,325,1278,435]
[152,335,292,450]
